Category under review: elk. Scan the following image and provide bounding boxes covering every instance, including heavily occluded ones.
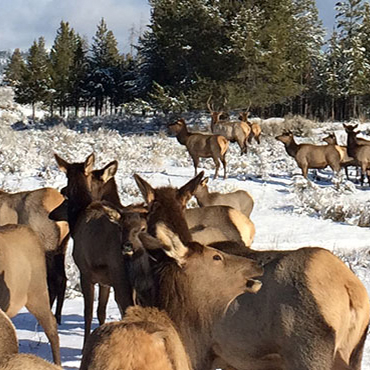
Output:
[276,131,341,180]
[323,133,357,180]
[193,177,254,217]
[80,306,192,370]
[132,173,263,370]
[207,97,251,154]
[0,224,60,365]
[239,111,262,144]
[132,174,370,370]
[52,153,147,350]
[168,118,229,179]
[344,123,370,186]
[0,308,61,369]
[0,188,69,325]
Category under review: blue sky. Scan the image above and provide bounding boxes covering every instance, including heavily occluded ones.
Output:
[0,0,336,52]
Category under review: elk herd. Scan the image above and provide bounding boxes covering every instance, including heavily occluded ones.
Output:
[0,107,369,370]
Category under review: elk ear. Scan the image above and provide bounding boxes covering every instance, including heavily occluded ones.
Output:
[84,153,95,175]
[100,160,118,183]
[49,200,68,221]
[178,171,204,206]
[54,154,70,174]
[201,177,209,187]
[134,174,155,204]
[155,223,188,266]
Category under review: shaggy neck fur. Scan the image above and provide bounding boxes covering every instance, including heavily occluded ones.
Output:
[283,137,300,158]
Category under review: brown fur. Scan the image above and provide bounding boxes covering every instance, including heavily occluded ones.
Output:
[193,177,254,217]
[53,154,147,350]
[168,118,229,179]
[276,131,341,179]
[133,173,263,370]
[0,188,69,325]
[344,124,370,186]
[239,111,262,144]
[0,225,60,364]
[80,306,192,370]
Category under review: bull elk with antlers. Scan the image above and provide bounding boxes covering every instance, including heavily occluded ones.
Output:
[207,97,251,155]
[168,118,229,179]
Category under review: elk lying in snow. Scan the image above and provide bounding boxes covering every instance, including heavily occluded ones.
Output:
[344,123,370,186]
[80,306,192,370]
[276,131,341,180]
[0,308,61,369]
[207,98,251,155]
[323,133,357,180]
[239,111,262,144]
[0,188,69,325]
[0,225,60,365]
[168,118,229,179]
[132,173,264,370]
[193,177,254,217]
[52,153,147,350]
[132,174,370,370]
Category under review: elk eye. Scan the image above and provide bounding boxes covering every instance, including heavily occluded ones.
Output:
[213,254,222,261]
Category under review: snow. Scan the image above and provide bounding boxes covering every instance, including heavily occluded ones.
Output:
[1,90,370,368]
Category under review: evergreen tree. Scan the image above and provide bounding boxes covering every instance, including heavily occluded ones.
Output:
[50,21,76,115]
[15,37,51,120]
[3,49,25,87]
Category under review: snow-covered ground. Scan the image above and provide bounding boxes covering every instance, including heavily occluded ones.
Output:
[1,88,370,368]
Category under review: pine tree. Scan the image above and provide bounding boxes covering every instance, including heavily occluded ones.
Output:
[50,21,76,116]
[3,49,25,87]
[15,37,51,120]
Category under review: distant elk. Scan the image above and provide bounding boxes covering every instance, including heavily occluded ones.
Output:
[239,110,262,144]
[0,308,61,369]
[80,306,192,370]
[168,118,229,179]
[132,173,370,370]
[344,123,370,186]
[276,131,341,180]
[0,188,69,325]
[193,177,254,218]
[207,96,251,155]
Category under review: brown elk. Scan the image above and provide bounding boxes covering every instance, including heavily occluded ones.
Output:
[168,118,229,179]
[0,224,60,365]
[80,306,192,370]
[207,97,251,155]
[344,123,370,186]
[132,172,263,370]
[0,188,69,325]
[276,131,341,180]
[0,308,61,369]
[323,133,357,180]
[132,174,370,370]
[239,111,262,144]
[53,153,147,350]
[193,177,254,217]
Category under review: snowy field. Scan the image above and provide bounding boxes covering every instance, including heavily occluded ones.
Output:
[1,87,370,368]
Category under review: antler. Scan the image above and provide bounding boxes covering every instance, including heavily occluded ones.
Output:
[207,95,214,113]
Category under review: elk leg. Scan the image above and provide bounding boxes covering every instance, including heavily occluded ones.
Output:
[80,274,94,349]
[97,285,110,325]
[192,156,199,176]
[112,267,133,317]
[256,135,261,145]
[212,156,220,179]
[26,292,61,365]
[54,253,66,325]
[221,154,227,180]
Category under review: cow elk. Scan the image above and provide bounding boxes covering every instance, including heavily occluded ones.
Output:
[53,153,147,349]
[0,188,69,325]
[344,123,370,186]
[276,131,341,180]
[80,306,192,370]
[193,177,254,217]
[168,118,229,179]
[132,173,264,370]
[133,174,370,370]
[239,110,262,144]
[0,225,60,364]
[0,308,61,369]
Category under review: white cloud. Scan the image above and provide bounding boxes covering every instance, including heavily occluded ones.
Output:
[0,0,151,52]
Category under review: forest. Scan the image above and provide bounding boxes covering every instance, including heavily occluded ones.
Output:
[3,0,370,122]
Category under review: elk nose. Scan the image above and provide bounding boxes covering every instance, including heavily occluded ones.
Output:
[122,241,134,256]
